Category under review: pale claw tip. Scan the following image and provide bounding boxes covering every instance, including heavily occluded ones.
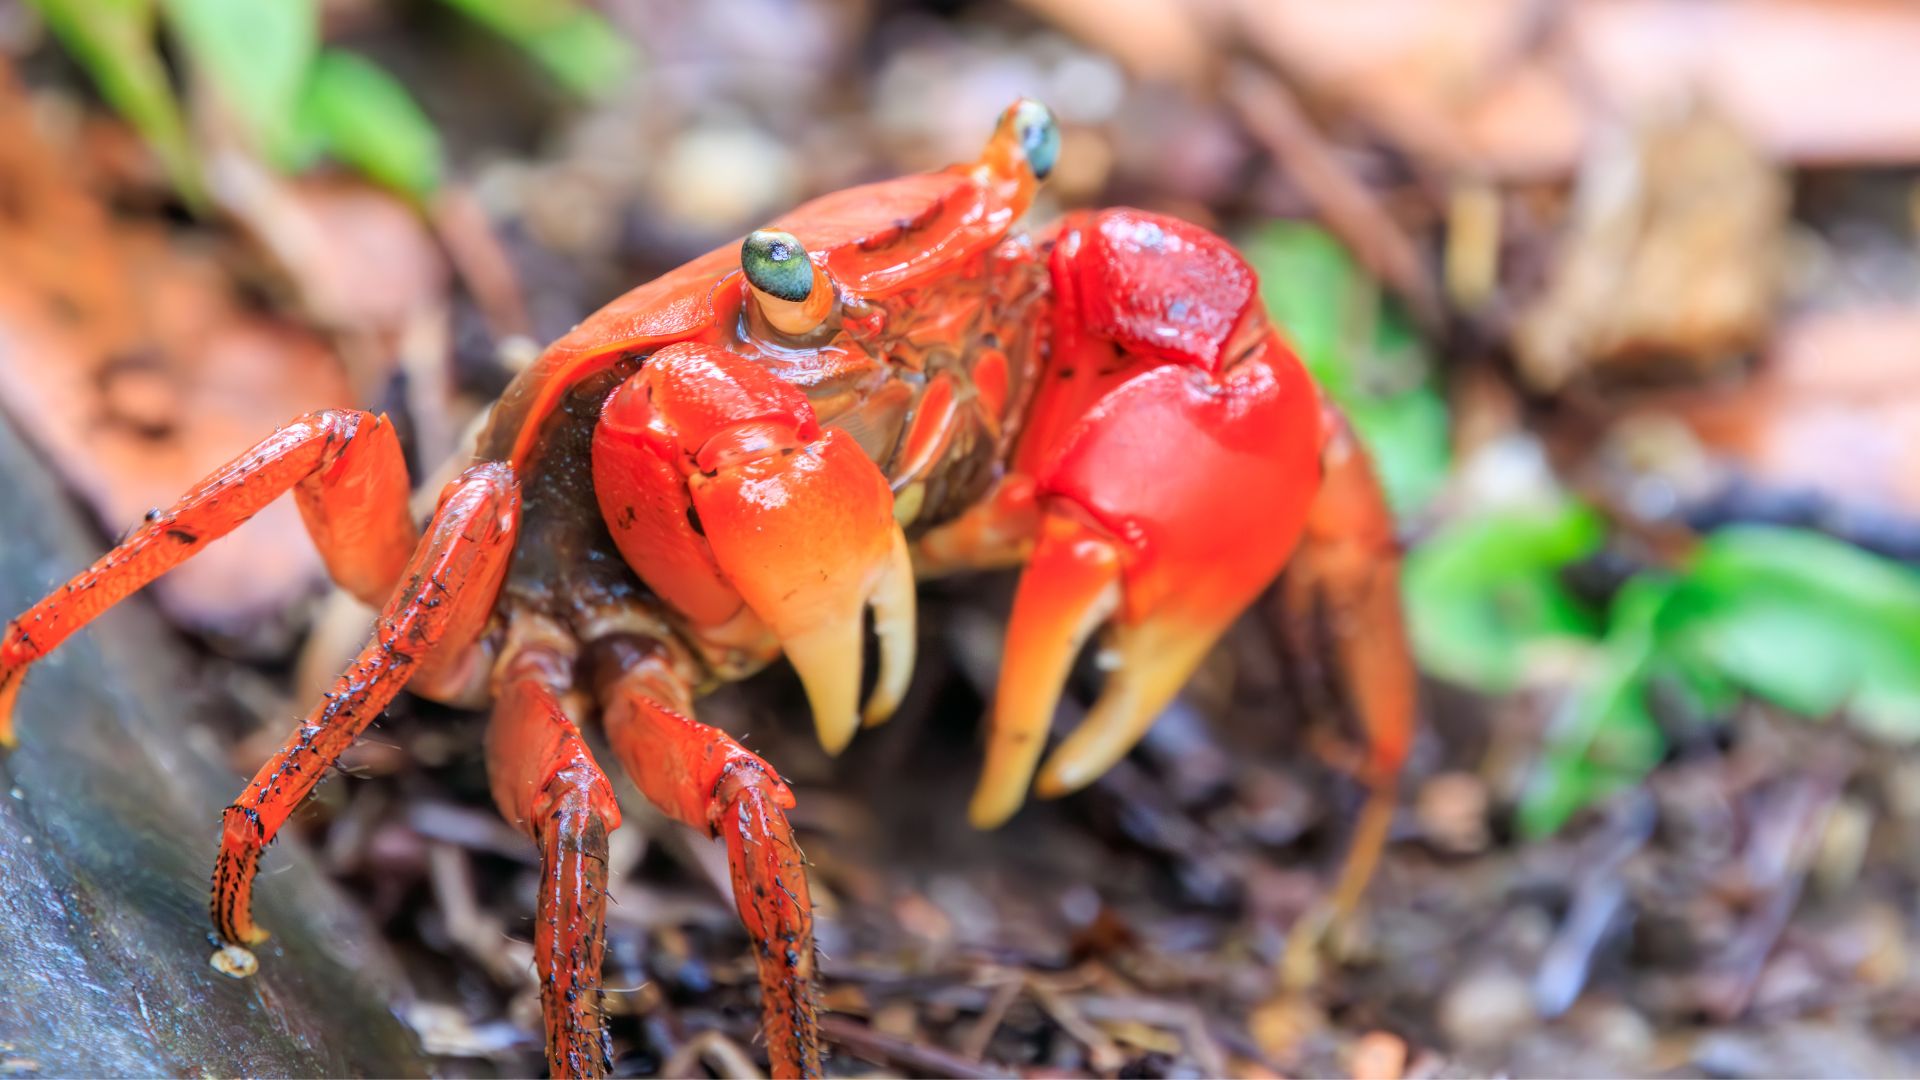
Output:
[784,618,863,757]
[860,530,917,729]
[967,779,1024,830]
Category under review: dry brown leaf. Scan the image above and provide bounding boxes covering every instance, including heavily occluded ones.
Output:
[1230,0,1538,167]
[1018,0,1920,178]
[0,74,354,640]
[1561,0,1920,168]
[214,164,449,397]
[1243,0,1920,177]
[1007,0,1212,86]
[249,177,447,343]
[1640,309,1920,516]
[1514,104,1787,390]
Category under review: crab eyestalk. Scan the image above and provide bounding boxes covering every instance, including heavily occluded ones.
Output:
[742,229,833,335]
[982,97,1060,185]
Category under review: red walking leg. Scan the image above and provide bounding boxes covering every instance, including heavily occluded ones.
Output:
[1274,407,1414,923]
[1266,406,1416,993]
[592,637,821,1078]
[487,636,621,1079]
[0,409,416,743]
[211,462,518,945]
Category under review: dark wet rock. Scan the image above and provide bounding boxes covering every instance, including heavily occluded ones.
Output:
[0,413,425,1077]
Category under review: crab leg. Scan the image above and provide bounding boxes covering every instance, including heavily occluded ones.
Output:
[1274,406,1413,918]
[212,463,518,945]
[0,408,417,743]
[592,635,821,1079]
[487,636,621,1079]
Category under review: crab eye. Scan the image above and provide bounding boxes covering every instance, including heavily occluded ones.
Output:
[742,229,831,335]
[1011,99,1060,181]
[742,229,815,302]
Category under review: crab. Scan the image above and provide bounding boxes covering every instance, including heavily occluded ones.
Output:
[0,99,1414,1078]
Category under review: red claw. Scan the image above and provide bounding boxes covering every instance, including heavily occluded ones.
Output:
[969,510,1120,827]
[593,343,915,755]
[973,210,1328,825]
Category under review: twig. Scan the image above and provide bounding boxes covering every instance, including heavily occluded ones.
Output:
[429,185,532,341]
[1029,978,1126,1073]
[957,975,1025,1063]
[408,799,537,862]
[1073,995,1230,1077]
[426,842,535,987]
[1225,63,1443,329]
[1702,771,1842,1020]
[661,1029,765,1080]
[395,303,458,471]
[820,1015,1014,1080]
[1533,791,1655,1016]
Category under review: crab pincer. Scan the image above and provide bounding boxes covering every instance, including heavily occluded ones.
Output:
[970,210,1328,825]
[591,338,917,754]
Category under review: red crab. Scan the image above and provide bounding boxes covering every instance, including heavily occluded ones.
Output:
[0,100,1414,1077]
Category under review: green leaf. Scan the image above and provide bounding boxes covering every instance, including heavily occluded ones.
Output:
[30,0,204,206]
[1676,527,1920,739]
[1518,526,1920,836]
[1518,576,1675,837]
[294,51,441,199]
[1242,221,1356,392]
[162,0,316,164]
[1344,384,1451,525]
[436,0,636,100]
[1403,502,1606,692]
[1241,221,1450,517]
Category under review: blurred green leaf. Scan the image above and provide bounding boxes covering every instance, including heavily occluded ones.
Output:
[1404,502,1605,692]
[1518,576,1672,837]
[162,0,316,164]
[1243,222,1354,393]
[295,51,440,199]
[1676,527,1920,739]
[1519,525,1920,836]
[437,0,635,100]
[30,0,204,205]
[1242,221,1450,517]
[1344,383,1451,528]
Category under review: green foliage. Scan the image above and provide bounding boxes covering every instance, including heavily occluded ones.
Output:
[163,0,316,164]
[1245,230,1920,839]
[436,0,635,100]
[295,51,441,199]
[1403,502,1606,693]
[1242,221,1450,518]
[32,0,636,202]
[1420,518,1920,837]
[1517,574,1682,839]
[31,0,439,200]
[1665,528,1920,742]
[30,0,204,205]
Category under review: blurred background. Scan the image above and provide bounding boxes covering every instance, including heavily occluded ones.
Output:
[3,0,1920,1075]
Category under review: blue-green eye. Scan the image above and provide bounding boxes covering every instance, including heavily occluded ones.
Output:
[1012,99,1060,181]
[741,229,814,303]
